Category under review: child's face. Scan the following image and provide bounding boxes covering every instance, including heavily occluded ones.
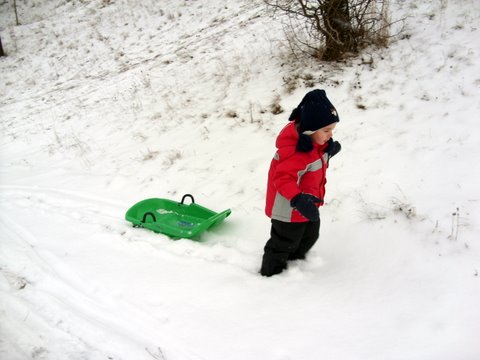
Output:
[310,123,337,145]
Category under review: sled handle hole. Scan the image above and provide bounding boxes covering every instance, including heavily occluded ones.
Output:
[142,212,156,223]
[181,194,195,205]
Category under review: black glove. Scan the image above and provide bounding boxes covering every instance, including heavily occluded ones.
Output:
[326,138,341,158]
[290,193,322,222]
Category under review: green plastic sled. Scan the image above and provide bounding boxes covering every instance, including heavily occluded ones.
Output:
[125,194,231,239]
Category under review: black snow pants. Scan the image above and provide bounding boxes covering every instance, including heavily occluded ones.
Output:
[260,219,320,277]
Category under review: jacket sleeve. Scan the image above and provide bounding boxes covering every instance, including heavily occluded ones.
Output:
[272,153,306,201]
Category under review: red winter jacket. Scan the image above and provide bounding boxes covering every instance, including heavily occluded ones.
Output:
[265,122,330,222]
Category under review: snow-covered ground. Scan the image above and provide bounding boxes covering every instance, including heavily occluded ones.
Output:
[1,0,479,359]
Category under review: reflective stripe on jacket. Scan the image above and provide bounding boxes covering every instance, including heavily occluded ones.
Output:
[265,122,329,222]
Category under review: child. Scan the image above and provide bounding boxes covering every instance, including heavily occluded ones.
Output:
[260,89,341,277]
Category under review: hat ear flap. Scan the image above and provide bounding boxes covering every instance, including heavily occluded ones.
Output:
[297,133,314,152]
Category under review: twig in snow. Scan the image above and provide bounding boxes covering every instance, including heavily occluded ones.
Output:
[449,207,460,241]
[145,347,166,360]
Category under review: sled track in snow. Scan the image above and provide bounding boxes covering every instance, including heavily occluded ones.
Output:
[0,185,261,275]
[0,185,126,215]
[0,191,209,360]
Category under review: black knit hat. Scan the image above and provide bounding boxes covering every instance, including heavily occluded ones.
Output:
[288,89,339,152]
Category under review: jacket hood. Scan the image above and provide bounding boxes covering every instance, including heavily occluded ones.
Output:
[275,122,299,151]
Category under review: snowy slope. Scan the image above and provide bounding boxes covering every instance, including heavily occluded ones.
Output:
[1,0,480,359]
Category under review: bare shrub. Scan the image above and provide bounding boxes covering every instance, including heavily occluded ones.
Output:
[226,110,238,118]
[264,0,395,61]
[269,95,284,115]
